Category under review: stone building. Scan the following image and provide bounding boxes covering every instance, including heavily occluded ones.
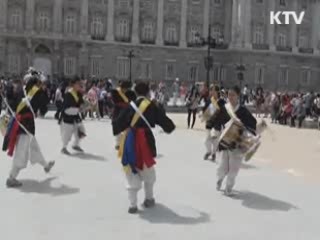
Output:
[0,0,320,90]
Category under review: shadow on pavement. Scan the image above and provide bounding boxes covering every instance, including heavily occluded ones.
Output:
[71,152,107,161]
[139,203,210,225]
[241,163,258,170]
[18,177,80,196]
[233,190,298,212]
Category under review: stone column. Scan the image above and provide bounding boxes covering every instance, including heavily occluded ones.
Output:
[106,0,115,42]
[132,0,140,44]
[0,0,8,32]
[80,0,89,36]
[312,1,320,54]
[243,0,252,49]
[53,0,63,34]
[79,42,89,77]
[180,0,188,47]
[53,41,60,74]
[156,0,164,45]
[268,0,276,51]
[26,0,35,33]
[203,0,210,39]
[0,38,6,75]
[26,39,33,69]
[231,0,242,48]
[224,0,232,43]
[291,0,298,53]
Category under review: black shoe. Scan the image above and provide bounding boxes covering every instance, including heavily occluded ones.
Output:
[6,178,22,188]
[72,146,84,152]
[211,154,216,162]
[143,198,156,208]
[128,206,138,214]
[203,153,211,160]
[216,179,223,191]
[115,145,120,151]
[44,161,55,173]
[61,148,71,155]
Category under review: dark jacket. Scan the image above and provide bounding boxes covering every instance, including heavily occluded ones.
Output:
[206,98,227,131]
[60,91,84,124]
[18,84,48,135]
[112,97,175,156]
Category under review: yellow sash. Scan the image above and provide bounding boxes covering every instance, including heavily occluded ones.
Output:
[16,86,39,113]
[117,88,129,103]
[118,99,151,160]
[69,88,79,103]
[211,97,220,110]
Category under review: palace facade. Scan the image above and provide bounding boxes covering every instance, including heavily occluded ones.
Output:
[0,0,320,90]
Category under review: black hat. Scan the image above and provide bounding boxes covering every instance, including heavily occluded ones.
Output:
[134,82,150,96]
[70,76,81,85]
[120,80,132,89]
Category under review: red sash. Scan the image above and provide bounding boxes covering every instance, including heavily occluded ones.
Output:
[7,113,33,156]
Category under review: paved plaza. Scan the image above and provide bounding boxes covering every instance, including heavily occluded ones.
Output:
[0,113,319,240]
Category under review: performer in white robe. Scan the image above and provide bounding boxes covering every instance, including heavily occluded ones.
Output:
[3,70,55,188]
[59,77,86,155]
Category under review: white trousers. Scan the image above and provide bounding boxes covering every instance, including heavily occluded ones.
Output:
[115,134,121,147]
[10,134,47,178]
[60,122,81,148]
[216,150,242,190]
[205,129,220,155]
[125,166,156,207]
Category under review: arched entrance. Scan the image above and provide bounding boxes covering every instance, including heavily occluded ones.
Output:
[33,44,52,76]
[33,58,52,76]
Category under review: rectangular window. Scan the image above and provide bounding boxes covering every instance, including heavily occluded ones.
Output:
[8,54,20,74]
[90,57,102,77]
[117,57,129,79]
[140,60,152,80]
[300,67,311,86]
[188,65,199,82]
[165,61,175,80]
[255,64,265,84]
[278,66,289,85]
[211,64,225,84]
[64,57,76,76]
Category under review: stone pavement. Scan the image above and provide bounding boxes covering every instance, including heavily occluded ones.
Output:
[0,113,319,240]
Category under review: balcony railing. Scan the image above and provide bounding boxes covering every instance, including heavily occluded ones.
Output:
[164,40,179,46]
[115,36,131,42]
[276,46,292,52]
[252,43,270,50]
[140,39,156,45]
[91,35,106,41]
[187,42,199,48]
[298,47,314,54]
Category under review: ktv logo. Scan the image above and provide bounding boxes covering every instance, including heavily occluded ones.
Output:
[270,11,305,25]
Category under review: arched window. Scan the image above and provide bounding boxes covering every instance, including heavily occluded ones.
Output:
[165,23,177,43]
[189,25,199,44]
[10,9,22,30]
[277,33,286,47]
[65,14,76,34]
[253,26,264,44]
[116,18,129,39]
[298,35,308,48]
[91,16,104,38]
[142,21,154,41]
[38,12,50,32]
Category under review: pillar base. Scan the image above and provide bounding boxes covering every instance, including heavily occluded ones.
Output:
[106,35,114,42]
[269,45,276,51]
[179,41,187,48]
[132,35,139,45]
[244,43,252,49]
[156,38,163,46]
